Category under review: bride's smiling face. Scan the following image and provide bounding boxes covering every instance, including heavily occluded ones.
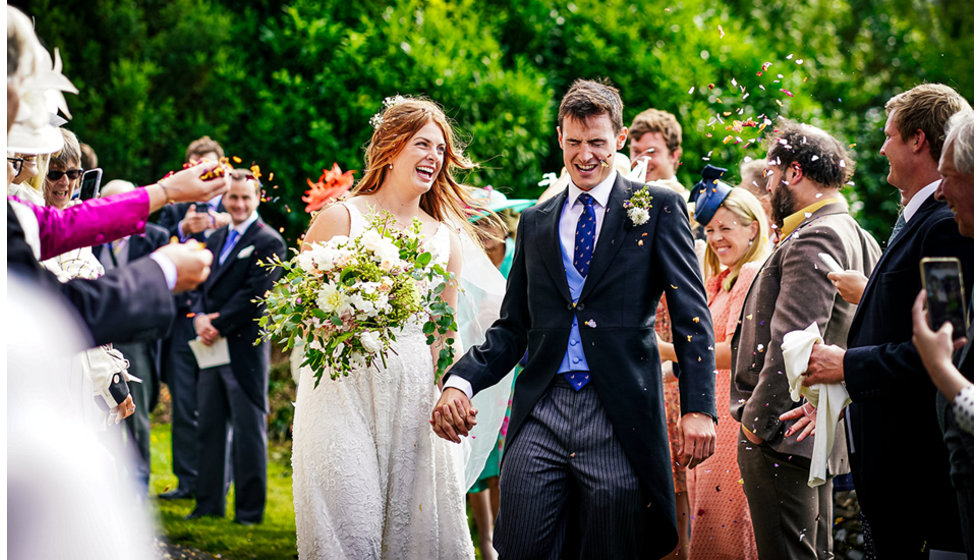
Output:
[388,120,446,194]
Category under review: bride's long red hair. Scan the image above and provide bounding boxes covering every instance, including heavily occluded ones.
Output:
[352,97,491,240]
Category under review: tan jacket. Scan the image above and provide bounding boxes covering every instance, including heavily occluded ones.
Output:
[730,200,881,467]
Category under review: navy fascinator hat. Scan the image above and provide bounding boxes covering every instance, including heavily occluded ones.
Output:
[689,164,734,226]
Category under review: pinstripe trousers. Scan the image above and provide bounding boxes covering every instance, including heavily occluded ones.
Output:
[495,375,644,559]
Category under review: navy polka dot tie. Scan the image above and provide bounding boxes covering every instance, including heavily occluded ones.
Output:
[573,193,596,277]
[566,193,595,391]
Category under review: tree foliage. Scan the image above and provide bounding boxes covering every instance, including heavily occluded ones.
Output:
[19,0,973,244]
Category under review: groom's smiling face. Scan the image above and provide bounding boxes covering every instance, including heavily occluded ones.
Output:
[558,113,627,191]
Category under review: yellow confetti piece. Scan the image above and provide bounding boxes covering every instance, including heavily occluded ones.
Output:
[692,317,700,323]
[686,335,692,342]
[670,284,678,289]
[232,155,243,163]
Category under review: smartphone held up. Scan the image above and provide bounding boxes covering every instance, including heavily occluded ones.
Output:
[919,257,969,339]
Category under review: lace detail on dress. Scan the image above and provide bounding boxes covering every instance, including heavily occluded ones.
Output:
[291,201,472,560]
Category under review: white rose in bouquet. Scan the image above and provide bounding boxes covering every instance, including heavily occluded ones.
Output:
[359,331,383,354]
[297,251,317,273]
[317,282,345,314]
[361,229,385,253]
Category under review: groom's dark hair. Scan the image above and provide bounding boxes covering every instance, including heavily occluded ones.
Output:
[558,79,624,132]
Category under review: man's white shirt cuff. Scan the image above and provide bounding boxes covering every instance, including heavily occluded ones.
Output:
[149,252,178,291]
[443,375,473,400]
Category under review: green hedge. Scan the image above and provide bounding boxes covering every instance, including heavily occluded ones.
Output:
[22,0,974,244]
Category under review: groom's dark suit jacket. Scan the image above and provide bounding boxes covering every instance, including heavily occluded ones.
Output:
[448,173,716,556]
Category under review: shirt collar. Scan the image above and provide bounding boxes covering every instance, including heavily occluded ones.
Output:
[902,179,940,221]
[230,211,259,235]
[208,193,223,210]
[779,194,845,240]
[568,170,617,209]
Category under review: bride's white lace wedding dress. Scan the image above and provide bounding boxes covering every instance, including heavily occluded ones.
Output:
[291,203,474,560]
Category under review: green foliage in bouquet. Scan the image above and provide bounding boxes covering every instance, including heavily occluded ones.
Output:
[256,211,457,387]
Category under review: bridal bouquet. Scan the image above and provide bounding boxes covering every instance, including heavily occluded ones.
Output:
[256,212,457,387]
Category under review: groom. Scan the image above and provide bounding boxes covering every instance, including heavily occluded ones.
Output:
[432,79,717,558]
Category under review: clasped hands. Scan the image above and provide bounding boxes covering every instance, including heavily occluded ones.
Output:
[430,388,478,444]
[430,388,717,470]
[777,341,846,440]
[194,312,222,346]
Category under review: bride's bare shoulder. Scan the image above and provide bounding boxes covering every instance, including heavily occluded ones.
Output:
[303,202,351,249]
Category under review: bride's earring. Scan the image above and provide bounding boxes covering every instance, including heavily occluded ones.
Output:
[387,163,393,170]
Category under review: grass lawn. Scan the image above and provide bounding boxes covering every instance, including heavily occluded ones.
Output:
[150,424,299,559]
[150,422,487,559]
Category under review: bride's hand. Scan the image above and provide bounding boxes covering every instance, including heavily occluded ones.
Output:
[430,388,477,444]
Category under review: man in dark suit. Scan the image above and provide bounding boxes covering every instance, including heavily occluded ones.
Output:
[94,180,171,493]
[155,136,232,500]
[432,79,717,558]
[732,122,881,560]
[802,84,972,557]
[912,107,975,556]
[186,170,286,524]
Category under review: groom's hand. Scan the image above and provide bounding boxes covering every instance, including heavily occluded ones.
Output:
[430,388,478,444]
[677,412,716,469]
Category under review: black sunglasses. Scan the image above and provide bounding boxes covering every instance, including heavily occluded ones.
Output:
[47,168,84,181]
[7,157,24,175]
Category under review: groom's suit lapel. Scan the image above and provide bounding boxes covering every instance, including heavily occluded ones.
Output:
[579,175,630,302]
[536,190,573,304]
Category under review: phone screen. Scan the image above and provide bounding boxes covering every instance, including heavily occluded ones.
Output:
[920,257,969,339]
[79,168,103,201]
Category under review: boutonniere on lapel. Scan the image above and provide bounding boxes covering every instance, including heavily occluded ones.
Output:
[236,245,255,259]
[624,188,652,227]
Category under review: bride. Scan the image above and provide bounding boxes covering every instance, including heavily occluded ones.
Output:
[292,97,488,559]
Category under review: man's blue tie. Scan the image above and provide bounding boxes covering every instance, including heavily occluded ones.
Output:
[218,229,241,265]
[573,193,596,276]
[887,212,906,247]
[566,193,596,391]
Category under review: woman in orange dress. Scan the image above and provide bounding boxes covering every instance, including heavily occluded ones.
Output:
[660,184,769,559]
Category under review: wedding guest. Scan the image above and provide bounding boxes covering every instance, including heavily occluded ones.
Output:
[465,186,534,560]
[94,179,171,493]
[43,128,83,209]
[38,131,139,427]
[187,170,286,525]
[628,108,685,187]
[7,152,41,197]
[627,107,696,560]
[737,158,772,221]
[156,135,232,501]
[731,121,880,560]
[911,107,974,555]
[156,135,231,241]
[7,5,224,348]
[79,141,98,172]
[798,84,971,557]
[661,180,768,559]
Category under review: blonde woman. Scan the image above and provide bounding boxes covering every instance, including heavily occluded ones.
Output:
[660,184,769,559]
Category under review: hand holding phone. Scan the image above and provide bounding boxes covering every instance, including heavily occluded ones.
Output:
[79,168,103,200]
[818,252,844,274]
[920,257,969,339]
